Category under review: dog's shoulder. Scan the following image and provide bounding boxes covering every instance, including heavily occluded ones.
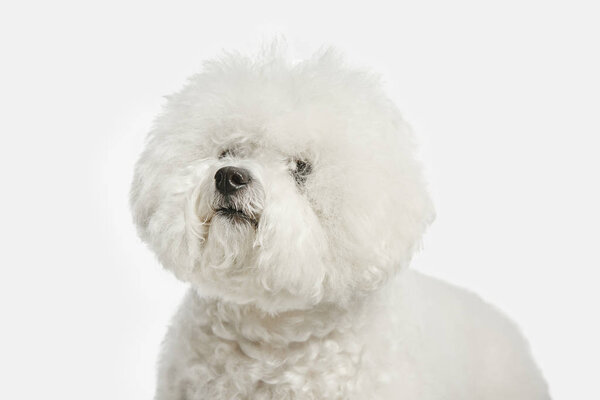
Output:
[393,270,550,399]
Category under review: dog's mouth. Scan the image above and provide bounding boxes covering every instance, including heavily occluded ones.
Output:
[215,207,258,226]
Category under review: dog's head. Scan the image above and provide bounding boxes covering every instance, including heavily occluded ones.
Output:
[130,49,434,311]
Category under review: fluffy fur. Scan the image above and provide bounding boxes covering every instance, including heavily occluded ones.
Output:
[130,45,550,399]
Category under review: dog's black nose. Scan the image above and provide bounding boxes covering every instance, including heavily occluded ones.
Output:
[214,166,251,194]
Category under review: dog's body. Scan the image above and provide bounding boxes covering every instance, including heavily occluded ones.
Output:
[155,271,547,399]
[131,46,549,399]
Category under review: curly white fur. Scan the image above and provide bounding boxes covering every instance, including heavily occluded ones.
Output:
[130,45,550,399]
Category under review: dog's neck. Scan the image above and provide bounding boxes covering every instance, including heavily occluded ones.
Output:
[190,289,374,349]
[176,288,389,397]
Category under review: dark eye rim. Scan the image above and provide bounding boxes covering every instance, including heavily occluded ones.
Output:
[295,159,312,174]
[218,149,233,159]
[292,158,312,185]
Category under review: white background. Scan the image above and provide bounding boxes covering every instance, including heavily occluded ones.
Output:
[1,1,598,399]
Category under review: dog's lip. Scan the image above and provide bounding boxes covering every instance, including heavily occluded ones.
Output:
[215,207,257,224]
[216,207,245,216]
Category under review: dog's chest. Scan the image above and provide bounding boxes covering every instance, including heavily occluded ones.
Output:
[157,293,401,400]
[181,330,369,399]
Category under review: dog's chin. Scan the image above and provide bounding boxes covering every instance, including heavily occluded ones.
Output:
[214,207,258,226]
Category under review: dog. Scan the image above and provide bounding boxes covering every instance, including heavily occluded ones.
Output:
[130,46,550,399]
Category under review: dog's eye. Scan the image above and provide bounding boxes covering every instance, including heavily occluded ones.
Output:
[218,149,233,159]
[291,159,312,185]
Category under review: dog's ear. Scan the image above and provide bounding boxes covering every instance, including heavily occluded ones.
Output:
[319,109,435,297]
[352,189,434,294]
[129,133,202,282]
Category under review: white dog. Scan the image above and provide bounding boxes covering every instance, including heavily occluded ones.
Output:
[130,46,550,399]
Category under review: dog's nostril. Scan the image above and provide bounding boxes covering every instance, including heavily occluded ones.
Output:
[231,171,248,186]
[214,166,251,194]
[214,169,225,187]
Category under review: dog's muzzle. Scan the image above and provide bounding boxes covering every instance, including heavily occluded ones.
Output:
[213,166,258,225]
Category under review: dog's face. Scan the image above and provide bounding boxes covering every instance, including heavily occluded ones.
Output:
[131,50,434,311]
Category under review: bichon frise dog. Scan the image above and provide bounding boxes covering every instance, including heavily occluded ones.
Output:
[130,46,550,399]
